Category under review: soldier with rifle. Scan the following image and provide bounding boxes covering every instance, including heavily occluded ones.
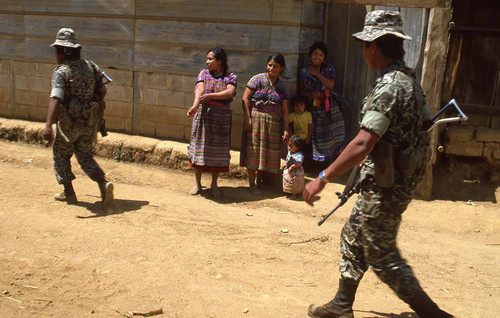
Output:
[43,28,114,211]
[303,11,454,318]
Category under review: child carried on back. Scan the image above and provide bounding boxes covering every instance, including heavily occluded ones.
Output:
[283,135,306,199]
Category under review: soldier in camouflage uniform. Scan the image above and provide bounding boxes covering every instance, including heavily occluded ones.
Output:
[303,11,453,318]
[43,28,114,211]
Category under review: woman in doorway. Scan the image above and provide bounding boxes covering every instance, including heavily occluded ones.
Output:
[242,54,289,194]
[187,48,237,198]
[299,41,346,170]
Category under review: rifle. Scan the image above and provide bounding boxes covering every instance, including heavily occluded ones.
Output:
[317,164,360,226]
[98,71,113,137]
[317,99,468,226]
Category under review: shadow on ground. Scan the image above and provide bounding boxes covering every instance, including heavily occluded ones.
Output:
[432,156,499,203]
[74,198,150,218]
[355,310,416,318]
[198,185,321,204]
[198,171,323,204]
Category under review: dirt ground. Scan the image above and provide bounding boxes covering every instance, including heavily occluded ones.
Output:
[0,140,499,318]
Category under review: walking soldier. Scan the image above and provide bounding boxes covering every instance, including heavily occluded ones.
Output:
[303,11,454,318]
[43,28,114,211]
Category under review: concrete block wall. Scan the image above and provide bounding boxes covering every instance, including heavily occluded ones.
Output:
[444,121,500,163]
[0,60,11,117]
[0,59,253,147]
[17,62,54,121]
[101,68,134,134]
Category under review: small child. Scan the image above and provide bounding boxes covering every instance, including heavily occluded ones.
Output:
[289,95,312,146]
[283,135,306,199]
[289,95,312,172]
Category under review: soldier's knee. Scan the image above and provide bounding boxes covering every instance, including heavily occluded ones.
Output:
[88,167,105,183]
[363,246,396,269]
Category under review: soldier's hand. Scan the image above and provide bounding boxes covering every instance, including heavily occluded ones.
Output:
[303,177,325,206]
[43,125,53,144]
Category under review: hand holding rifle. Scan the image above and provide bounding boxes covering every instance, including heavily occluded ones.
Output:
[307,99,467,226]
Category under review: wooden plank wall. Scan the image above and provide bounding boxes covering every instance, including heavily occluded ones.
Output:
[0,0,325,147]
[324,4,428,143]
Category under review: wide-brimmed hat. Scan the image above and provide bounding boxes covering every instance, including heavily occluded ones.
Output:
[352,10,412,42]
[50,28,82,48]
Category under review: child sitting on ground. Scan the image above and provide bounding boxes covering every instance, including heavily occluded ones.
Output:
[288,95,312,171]
[283,135,306,199]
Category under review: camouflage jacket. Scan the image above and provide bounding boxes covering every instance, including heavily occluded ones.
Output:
[50,59,106,139]
[360,59,431,186]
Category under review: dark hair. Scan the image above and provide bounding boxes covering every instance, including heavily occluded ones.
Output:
[365,35,405,60]
[290,95,307,108]
[55,45,81,60]
[267,53,286,69]
[309,41,328,58]
[207,47,229,75]
[289,134,305,151]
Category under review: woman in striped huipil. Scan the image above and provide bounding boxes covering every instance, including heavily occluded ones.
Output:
[242,54,289,195]
[187,48,237,198]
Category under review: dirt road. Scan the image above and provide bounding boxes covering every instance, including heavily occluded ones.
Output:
[0,141,498,318]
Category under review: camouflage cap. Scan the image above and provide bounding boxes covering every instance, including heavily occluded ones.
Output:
[50,28,82,48]
[352,10,412,42]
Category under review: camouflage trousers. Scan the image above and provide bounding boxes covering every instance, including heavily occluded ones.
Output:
[339,176,423,303]
[53,126,104,184]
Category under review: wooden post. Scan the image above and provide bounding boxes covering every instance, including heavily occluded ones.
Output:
[416,5,452,199]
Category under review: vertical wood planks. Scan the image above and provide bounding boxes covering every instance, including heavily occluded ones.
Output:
[418,7,452,199]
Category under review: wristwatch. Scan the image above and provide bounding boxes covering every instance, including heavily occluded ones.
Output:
[318,170,329,184]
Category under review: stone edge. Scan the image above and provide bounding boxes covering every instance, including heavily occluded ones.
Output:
[0,117,248,179]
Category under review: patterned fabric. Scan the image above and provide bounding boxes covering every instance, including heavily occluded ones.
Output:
[339,176,422,303]
[50,28,82,48]
[51,59,106,142]
[188,69,237,171]
[50,58,106,184]
[244,73,288,173]
[359,59,431,185]
[247,73,288,115]
[338,59,431,305]
[245,109,282,173]
[196,69,237,106]
[289,111,312,140]
[53,127,104,184]
[285,151,304,169]
[352,10,412,42]
[283,151,305,194]
[299,63,346,162]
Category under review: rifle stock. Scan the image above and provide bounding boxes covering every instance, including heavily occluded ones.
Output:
[317,99,467,226]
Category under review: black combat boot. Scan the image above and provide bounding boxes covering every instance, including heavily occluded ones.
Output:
[408,291,455,318]
[308,278,359,318]
[54,182,77,203]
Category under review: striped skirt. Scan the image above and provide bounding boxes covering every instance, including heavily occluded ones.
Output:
[245,108,282,173]
[311,104,346,162]
[188,104,232,172]
[283,167,305,194]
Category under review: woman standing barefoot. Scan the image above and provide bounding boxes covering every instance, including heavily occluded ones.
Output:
[242,54,289,194]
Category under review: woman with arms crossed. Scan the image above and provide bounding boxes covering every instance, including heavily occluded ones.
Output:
[187,48,237,198]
